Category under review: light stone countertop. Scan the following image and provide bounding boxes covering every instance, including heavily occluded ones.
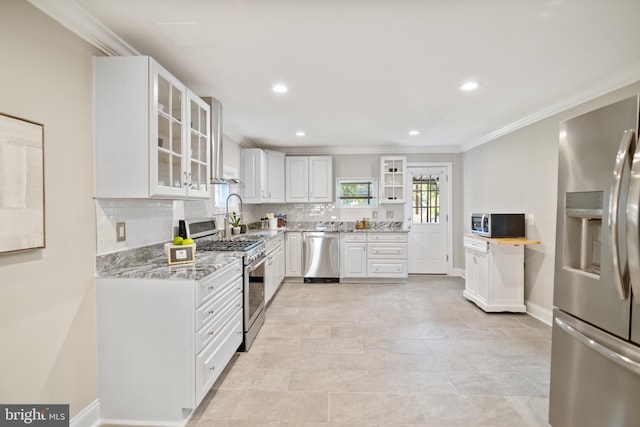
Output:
[96,244,241,281]
[95,221,407,281]
[244,221,408,234]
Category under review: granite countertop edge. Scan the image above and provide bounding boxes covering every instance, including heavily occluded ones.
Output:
[246,221,408,234]
[96,221,408,281]
[96,245,242,281]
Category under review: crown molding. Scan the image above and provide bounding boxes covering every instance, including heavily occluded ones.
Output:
[271,144,463,156]
[27,0,139,56]
[462,62,640,152]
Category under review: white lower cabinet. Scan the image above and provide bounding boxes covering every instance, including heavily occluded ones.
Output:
[265,234,285,304]
[285,232,303,277]
[366,233,408,278]
[463,235,526,312]
[339,232,408,279]
[340,234,367,278]
[96,259,243,425]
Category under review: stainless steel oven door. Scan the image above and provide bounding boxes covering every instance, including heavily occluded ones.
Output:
[244,255,266,346]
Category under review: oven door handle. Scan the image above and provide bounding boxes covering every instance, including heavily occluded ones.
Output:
[247,255,267,271]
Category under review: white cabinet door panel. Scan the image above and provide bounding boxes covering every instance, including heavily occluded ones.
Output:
[285,157,309,202]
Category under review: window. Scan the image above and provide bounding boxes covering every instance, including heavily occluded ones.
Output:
[336,178,378,207]
[412,174,440,223]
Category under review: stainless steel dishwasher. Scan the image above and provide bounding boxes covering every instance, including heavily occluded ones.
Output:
[303,232,340,283]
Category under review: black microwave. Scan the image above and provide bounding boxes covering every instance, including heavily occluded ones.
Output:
[471,213,525,238]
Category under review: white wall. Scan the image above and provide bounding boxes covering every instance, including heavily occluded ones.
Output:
[463,81,640,324]
[0,0,101,417]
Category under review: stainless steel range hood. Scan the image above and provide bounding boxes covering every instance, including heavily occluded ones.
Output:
[202,96,240,184]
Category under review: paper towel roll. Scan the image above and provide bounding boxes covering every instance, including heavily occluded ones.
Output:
[269,218,277,229]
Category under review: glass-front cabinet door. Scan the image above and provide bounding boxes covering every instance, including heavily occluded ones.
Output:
[150,62,187,197]
[187,92,211,198]
[380,156,407,204]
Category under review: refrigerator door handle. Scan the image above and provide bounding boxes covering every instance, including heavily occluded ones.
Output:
[555,316,640,376]
[609,130,634,299]
[626,129,640,304]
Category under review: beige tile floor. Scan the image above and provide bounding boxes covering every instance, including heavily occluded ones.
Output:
[188,275,552,427]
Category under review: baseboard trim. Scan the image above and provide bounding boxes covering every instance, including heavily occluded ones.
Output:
[452,268,465,278]
[99,418,187,427]
[526,301,553,326]
[70,399,100,427]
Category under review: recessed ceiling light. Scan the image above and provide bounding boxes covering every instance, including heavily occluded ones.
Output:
[296,131,306,137]
[408,130,420,136]
[272,83,288,94]
[460,81,480,91]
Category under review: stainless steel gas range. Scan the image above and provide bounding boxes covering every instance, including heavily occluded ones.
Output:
[181,219,266,351]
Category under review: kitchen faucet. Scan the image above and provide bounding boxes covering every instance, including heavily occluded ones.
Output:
[224,192,243,238]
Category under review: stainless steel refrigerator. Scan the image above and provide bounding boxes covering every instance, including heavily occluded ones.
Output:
[550,95,640,426]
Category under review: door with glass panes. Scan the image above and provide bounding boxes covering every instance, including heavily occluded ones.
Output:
[406,165,449,274]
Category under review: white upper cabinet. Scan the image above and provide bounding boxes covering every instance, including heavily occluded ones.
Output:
[285,156,333,203]
[94,56,210,199]
[241,149,285,204]
[241,149,267,204]
[379,156,407,204]
[266,150,285,203]
[285,157,309,203]
[185,93,211,198]
[309,156,333,202]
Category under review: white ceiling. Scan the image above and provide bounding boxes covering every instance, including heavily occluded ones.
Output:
[43,0,640,152]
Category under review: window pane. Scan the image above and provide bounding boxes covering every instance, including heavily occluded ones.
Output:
[412,174,440,224]
[336,179,377,207]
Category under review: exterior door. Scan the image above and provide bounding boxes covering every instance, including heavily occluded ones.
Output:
[407,165,449,274]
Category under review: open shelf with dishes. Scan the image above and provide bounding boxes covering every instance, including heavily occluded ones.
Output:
[380,156,407,204]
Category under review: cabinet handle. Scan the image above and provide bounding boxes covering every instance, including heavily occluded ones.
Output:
[209,366,216,371]
[188,172,192,186]
[208,310,214,315]
[183,171,188,186]
[208,285,215,290]
[236,303,241,307]
[208,330,215,335]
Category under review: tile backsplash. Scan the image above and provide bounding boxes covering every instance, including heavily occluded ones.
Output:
[246,203,405,223]
[96,194,406,254]
[96,192,228,254]
[96,199,175,254]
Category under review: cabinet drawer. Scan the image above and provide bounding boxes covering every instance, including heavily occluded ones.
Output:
[195,310,243,404]
[367,260,408,277]
[367,243,407,259]
[196,277,242,330]
[367,233,408,242]
[265,234,284,253]
[196,293,242,353]
[343,233,367,242]
[196,259,243,307]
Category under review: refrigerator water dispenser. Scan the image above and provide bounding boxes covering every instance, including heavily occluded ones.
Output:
[564,191,603,276]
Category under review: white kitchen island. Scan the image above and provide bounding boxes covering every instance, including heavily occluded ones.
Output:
[463,234,540,313]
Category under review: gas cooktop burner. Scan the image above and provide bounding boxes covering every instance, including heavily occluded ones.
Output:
[198,239,262,252]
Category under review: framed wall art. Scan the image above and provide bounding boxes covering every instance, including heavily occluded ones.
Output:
[0,113,45,254]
